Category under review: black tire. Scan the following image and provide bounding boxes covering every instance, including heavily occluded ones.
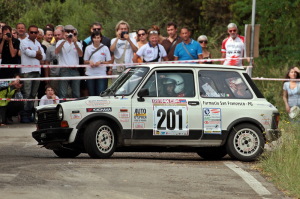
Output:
[226,123,264,162]
[196,146,227,160]
[53,148,81,158]
[84,120,116,158]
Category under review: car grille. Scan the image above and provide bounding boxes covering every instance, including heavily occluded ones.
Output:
[38,110,58,122]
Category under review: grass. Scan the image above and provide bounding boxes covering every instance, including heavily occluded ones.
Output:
[252,58,300,198]
[259,121,300,198]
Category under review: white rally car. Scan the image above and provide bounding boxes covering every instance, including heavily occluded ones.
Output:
[32,64,281,162]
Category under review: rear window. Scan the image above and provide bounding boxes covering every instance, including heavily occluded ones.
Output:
[199,70,253,99]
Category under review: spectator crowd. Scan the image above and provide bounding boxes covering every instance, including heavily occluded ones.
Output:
[0,20,246,125]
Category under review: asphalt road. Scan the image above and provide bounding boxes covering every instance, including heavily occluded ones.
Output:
[0,121,289,199]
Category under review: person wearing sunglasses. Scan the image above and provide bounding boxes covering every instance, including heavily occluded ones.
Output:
[221,23,245,66]
[133,29,168,63]
[197,35,212,64]
[133,28,148,63]
[83,22,111,49]
[19,25,46,123]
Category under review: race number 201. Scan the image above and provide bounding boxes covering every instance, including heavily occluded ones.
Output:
[153,106,188,136]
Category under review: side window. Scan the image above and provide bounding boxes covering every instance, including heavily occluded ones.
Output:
[141,70,195,97]
[199,71,252,99]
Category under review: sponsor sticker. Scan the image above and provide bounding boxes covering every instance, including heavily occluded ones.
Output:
[71,113,81,119]
[86,107,112,112]
[203,108,222,134]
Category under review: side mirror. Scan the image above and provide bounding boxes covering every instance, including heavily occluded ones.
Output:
[137,88,149,102]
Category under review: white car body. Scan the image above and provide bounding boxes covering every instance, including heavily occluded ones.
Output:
[33,64,281,161]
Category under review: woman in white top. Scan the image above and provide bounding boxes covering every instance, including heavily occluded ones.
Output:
[133,29,168,63]
[84,32,112,96]
[283,67,300,115]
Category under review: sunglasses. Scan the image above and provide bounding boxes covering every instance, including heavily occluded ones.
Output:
[65,30,74,33]
[138,33,146,37]
[199,40,208,44]
[229,29,237,33]
[30,31,38,34]
[149,30,158,34]
[93,28,101,31]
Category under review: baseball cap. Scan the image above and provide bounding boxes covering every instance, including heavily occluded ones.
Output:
[64,25,75,30]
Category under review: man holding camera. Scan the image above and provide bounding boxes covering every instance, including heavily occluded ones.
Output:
[0,25,20,78]
[55,25,83,100]
[110,20,138,81]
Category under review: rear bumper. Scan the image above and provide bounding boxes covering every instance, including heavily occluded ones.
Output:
[32,128,73,145]
[265,129,281,142]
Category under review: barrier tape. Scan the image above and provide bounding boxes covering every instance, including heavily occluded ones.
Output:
[0,75,119,82]
[251,77,300,81]
[0,98,76,101]
[0,57,250,68]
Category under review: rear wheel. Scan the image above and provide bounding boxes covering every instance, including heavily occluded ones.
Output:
[84,120,116,158]
[226,123,264,162]
[197,146,227,160]
[53,148,81,158]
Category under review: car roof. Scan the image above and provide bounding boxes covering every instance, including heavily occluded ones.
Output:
[131,63,246,71]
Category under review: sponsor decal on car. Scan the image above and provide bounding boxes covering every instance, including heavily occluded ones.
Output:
[86,107,112,112]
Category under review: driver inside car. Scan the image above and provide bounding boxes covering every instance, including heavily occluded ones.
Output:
[160,74,185,97]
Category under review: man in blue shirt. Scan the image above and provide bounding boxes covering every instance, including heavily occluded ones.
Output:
[174,27,203,62]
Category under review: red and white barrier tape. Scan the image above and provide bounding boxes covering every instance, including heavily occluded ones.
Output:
[0,98,76,101]
[0,57,249,68]
[252,77,300,81]
[0,75,119,82]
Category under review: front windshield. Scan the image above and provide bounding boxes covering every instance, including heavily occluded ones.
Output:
[103,67,149,96]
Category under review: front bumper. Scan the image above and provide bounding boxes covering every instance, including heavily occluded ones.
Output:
[32,128,73,145]
[265,129,281,142]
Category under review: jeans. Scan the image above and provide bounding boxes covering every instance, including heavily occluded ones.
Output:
[59,68,80,99]
[21,72,40,113]
[86,78,108,96]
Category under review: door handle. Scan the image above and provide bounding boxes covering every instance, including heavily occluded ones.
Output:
[188,101,199,105]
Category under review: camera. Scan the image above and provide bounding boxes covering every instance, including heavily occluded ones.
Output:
[67,33,73,38]
[121,31,128,38]
[6,33,11,38]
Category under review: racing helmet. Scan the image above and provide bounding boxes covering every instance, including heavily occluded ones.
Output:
[163,74,184,94]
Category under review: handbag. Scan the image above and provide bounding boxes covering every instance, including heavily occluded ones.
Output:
[115,41,128,72]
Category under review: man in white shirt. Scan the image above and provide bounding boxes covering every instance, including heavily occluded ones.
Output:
[110,20,138,82]
[20,25,46,123]
[55,25,83,100]
[221,23,245,66]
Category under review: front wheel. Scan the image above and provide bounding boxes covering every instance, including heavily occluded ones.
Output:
[226,123,264,162]
[84,120,117,158]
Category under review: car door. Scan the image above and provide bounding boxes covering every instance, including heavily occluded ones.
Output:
[198,69,254,141]
[131,68,203,141]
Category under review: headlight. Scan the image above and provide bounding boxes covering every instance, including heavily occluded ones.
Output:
[57,106,64,120]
